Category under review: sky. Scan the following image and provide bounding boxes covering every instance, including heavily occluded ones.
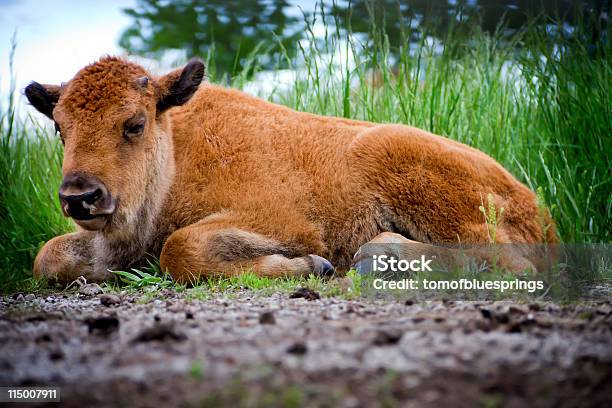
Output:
[0,0,325,109]
[0,0,135,105]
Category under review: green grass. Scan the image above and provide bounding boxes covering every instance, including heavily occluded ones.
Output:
[103,262,359,301]
[0,37,74,292]
[1,9,610,293]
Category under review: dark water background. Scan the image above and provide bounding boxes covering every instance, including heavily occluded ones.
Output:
[119,0,608,76]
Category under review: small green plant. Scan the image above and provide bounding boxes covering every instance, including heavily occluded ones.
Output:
[111,260,176,290]
[112,268,174,289]
[346,269,363,297]
[112,269,174,289]
[479,193,505,243]
[189,360,205,380]
[536,186,555,243]
[480,394,504,408]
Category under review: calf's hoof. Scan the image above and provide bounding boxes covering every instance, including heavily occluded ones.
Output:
[308,254,336,278]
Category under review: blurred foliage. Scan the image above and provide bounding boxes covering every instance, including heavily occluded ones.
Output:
[120,0,302,76]
[330,0,606,46]
[120,0,608,76]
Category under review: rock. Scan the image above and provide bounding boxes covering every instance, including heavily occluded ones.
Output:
[85,315,119,335]
[25,314,48,322]
[528,303,541,312]
[79,283,103,297]
[508,306,526,315]
[259,311,276,325]
[372,329,403,346]
[132,323,186,343]
[480,308,510,324]
[15,294,24,302]
[287,342,308,355]
[100,294,121,306]
[49,350,64,361]
[507,314,538,333]
[289,287,320,301]
[24,294,35,301]
[480,308,493,319]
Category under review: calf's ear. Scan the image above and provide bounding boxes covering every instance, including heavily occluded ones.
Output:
[156,59,206,113]
[24,82,61,120]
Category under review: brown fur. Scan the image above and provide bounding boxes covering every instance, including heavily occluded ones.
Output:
[28,57,556,284]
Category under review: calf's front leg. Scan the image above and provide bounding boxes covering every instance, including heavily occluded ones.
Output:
[33,231,111,283]
[159,222,335,284]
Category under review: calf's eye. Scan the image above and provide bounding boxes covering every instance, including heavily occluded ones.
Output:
[123,115,146,139]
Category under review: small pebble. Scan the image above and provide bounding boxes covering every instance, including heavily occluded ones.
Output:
[528,303,541,312]
[372,329,403,346]
[24,294,36,301]
[100,294,121,306]
[289,287,320,301]
[259,311,276,325]
[79,283,103,297]
[287,342,307,355]
[85,315,119,335]
[132,323,185,343]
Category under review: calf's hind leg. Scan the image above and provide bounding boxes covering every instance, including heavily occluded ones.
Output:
[353,232,536,274]
[160,222,335,284]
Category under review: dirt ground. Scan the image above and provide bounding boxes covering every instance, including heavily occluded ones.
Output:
[1,287,611,408]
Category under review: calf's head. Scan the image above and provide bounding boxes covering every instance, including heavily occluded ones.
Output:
[25,57,205,231]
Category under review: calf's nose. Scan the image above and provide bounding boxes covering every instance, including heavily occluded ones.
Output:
[59,173,115,220]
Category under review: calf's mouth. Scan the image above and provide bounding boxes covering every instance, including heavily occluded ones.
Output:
[63,198,116,231]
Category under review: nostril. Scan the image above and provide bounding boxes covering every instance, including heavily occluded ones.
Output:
[59,189,102,210]
[83,188,103,205]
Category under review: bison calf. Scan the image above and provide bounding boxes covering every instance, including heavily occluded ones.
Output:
[25,57,555,284]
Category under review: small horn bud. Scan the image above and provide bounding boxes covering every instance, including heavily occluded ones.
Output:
[136,76,149,89]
